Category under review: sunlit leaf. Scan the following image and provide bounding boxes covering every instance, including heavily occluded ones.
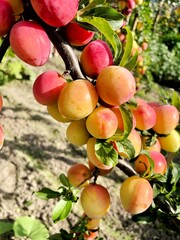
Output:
[59,173,72,188]
[52,199,72,223]
[95,140,118,167]
[124,50,138,71]
[119,26,133,67]
[114,138,135,159]
[13,216,49,240]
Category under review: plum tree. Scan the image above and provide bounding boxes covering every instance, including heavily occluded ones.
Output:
[9,21,51,66]
[33,70,67,106]
[0,0,179,238]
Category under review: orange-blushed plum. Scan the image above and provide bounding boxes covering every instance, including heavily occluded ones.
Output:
[96,66,136,106]
[80,183,110,219]
[0,95,3,112]
[131,98,156,130]
[58,79,98,120]
[63,22,94,47]
[141,136,161,152]
[47,103,71,123]
[88,160,113,176]
[33,70,67,106]
[135,150,167,175]
[86,106,118,139]
[0,0,15,37]
[0,125,4,149]
[30,0,78,27]
[84,230,98,240]
[152,105,179,135]
[67,163,91,188]
[66,119,90,146]
[120,176,153,214]
[80,40,113,78]
[10,21,51,66]
[158,129,180,153]
[87,138,113,170]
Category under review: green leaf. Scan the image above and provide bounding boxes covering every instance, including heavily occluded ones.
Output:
[170,162,180,185]
[124,50,139,71]
[52,199,72,223]
[114,138,135,159]
[80,6,124,30]
[79,0,106,12]
[139,150,155,177]
[0,221,13,235]
[119,26,133,67]
[59,173,72,188]
[172,90,180,111]
[77,16,122,63]
[13,216,49,240]
[95,140,118,167]
[35,188,61,200]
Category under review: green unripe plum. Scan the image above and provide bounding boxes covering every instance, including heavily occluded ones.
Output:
[96,66,136,106]
[58,79,98,120]
[81,183,110,219]
[80,40,113,78]
[67,164,91,188]
[86,106,118,139]
[158,130,180,153]
[120,176,153,214]
[10,21,51,66]
[66,119,90,146]
[30,0,78,27]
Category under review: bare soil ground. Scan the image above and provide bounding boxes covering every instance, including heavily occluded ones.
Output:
[0,57,179,240]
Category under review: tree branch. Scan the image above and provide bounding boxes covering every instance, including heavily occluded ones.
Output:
[116,159,138,177]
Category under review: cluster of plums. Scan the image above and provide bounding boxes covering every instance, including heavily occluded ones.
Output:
[0,1,180,239]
